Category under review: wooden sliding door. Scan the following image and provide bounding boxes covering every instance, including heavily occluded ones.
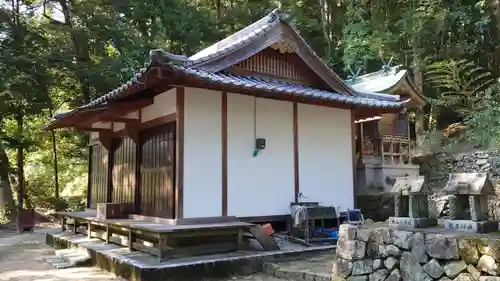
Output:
[110,137,137,204]
[138,122,176,218]
[89,143,108,208]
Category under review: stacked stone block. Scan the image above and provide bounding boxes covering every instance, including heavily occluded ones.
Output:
[332,224,500,281]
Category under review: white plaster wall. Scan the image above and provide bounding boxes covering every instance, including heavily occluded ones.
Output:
[227,94,294,217]
[298,104,354,211]
[182,88,222,218]
[141,88,176,122]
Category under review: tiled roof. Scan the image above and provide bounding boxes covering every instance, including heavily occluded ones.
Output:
[65,10,411,115]
[172,65,407,108]
[184,9,356,95]
[186,10,282,65]
[70,59,407,114]
[80,67,149,108]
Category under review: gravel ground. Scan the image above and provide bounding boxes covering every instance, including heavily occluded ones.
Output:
[0,225,283,281]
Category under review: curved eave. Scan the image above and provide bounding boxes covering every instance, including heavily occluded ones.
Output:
[385,77,426,108]
[350,70,426,108]
[399,77,427,106]
[43,105,109,131]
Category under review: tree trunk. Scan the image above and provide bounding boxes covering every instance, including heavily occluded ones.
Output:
[0,142,14,208]
[216,0,221,26]
[319,0,332,56]
[412,22,426,142]
[15,113,24,233]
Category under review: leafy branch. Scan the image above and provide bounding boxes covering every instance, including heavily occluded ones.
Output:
[426,59,496,114]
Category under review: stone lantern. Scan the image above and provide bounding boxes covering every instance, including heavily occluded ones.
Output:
[388,176,437,228]
[442,173,497,233]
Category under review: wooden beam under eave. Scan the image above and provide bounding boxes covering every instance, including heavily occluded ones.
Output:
[98,131,113,151]
[107,98,154,116]
[100,117,140,123]
[73,127,111,133]
[124,122,140,143]
[82,98,153,126]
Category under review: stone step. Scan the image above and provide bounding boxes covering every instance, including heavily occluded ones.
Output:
[263,262,332,281]
[41,248,91,269]
[55,248,91,267]
[41,255,73,269]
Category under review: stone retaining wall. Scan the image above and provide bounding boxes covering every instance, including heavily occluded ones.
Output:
[418,150,500,220]
[418,151,499,192]
[358,150,500,222]
[333,224,500,281]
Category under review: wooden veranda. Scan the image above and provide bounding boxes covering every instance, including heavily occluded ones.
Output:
[57,210,279,260]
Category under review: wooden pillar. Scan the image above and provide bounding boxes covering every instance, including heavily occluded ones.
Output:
[175,87,185,219]
[106,140,114,203]
[351,111,358,208]
[359,122,364,161]
[221,92,228,216]
[293,102,300,203]
[86,144,93,209]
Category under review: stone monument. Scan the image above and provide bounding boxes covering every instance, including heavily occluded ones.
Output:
[441,173,497,233]
[388,176,437,228]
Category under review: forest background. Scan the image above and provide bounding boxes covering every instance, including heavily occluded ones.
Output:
[1,0,500,217]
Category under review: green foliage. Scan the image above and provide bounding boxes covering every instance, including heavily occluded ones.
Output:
[426,60,496,114]
[464,86,500,149]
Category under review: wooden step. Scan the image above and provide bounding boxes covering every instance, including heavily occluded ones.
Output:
[247,226,280,251]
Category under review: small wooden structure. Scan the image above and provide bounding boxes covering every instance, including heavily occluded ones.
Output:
[58,204,278,260]
[351,65,425,195]
[441,173,497,233]
[388,176,437,228]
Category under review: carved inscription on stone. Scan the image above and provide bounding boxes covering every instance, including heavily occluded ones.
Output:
[444,220,478,232]
[389,217,415,227]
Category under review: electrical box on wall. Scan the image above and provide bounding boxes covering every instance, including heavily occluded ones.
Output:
[256,138,266,150]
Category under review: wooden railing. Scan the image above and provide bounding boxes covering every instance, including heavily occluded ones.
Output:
[361,135,412,164]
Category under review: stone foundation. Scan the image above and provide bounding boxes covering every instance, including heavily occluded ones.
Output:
[46,232,334,281]
[333,224,500,281]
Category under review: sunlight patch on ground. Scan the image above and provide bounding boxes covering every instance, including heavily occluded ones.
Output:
[0,267,119,281]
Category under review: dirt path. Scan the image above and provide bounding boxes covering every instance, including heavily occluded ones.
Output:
[0,227,281,281]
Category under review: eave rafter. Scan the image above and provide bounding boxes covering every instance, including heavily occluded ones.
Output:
[100,117,139,123]
[73,127,110,133]
[82,98,153,126]
[65,98,153,148]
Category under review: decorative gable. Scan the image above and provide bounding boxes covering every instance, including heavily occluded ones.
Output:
[224,47,329,88]
[186,9,355,95]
